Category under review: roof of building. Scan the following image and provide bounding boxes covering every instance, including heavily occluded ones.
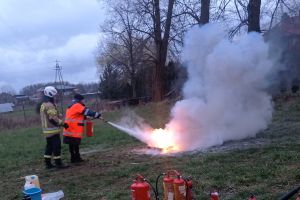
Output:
[82,92,101,96]
[37,85,76,92]
[13,94,29,99]
[55,85,76,90]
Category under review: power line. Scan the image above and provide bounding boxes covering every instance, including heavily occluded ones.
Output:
[54,60,65,113]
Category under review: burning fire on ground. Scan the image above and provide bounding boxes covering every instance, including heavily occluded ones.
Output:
[107,121,181,154]
[109,23,275,155]
[145,128,180,154]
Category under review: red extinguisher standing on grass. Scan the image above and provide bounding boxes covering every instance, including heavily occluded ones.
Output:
[210,191,219,200]
[163,173,174,200]
[248,194,256,200]
[173,173,186,200]
[131,174,151,200]
[162,170,193,200]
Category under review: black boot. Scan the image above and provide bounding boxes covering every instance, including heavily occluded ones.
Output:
[44,158,54,169]
[75,152,85,163]
[54,158,69,169]
[70,154,77,163]
[76,157,85,163]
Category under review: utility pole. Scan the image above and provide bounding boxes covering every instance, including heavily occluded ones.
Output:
[54,60,65,113]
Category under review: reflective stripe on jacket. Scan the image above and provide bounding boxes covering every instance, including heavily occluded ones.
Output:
[40,102,63,137]
[63,103,85,139]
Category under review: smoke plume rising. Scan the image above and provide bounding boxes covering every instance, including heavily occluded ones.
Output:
[116,24,274,152]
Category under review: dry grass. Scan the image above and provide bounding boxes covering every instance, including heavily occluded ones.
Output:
[0,99,299,199]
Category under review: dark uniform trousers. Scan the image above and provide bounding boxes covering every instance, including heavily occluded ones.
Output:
[63,136,82,162]
[45,134,61,158]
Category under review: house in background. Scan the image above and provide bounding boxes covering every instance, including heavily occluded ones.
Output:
[81,92,101,99]
[37,85,77,98]
[55,85,77,96]
[13,94,30,105]
[265,11,300,93]
[0,103,14,113]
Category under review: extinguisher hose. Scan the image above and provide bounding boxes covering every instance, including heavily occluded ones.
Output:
[155,173,165,200]
[145,179,159,200]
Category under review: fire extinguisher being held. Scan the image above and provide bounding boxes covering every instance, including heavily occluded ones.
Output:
[85,119,93,137]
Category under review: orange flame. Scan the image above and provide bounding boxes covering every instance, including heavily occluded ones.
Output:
[147,128,180,153]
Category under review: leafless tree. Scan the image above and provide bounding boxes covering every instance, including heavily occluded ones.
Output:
[136,0,176,101]
[99,0,151,98]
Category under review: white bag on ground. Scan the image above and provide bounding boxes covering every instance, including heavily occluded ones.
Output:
[42,190,64,200]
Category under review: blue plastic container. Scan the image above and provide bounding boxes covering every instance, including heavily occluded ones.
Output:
[23,187,42,200]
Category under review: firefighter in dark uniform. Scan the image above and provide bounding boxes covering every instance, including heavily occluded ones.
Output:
[39,86,69,169]
[63,94,101,163]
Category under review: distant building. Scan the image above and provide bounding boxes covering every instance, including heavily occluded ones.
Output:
[13,95,30,105]
[37,85,77,97]
[55,85,76,95]
[265,11,300,92]
[82,92,101,99]
[0,103,14,113]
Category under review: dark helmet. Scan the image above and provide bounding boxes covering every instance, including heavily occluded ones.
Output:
[74,93,84,101]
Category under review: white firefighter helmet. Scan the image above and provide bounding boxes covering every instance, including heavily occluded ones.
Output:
[44,86,58,98]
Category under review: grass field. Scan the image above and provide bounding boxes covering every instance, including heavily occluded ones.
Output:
[0,98,299,199]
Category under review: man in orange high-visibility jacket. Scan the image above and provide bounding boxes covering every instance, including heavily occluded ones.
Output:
[63,93,101,163]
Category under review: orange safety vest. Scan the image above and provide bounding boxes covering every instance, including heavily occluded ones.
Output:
[63,102,85,139]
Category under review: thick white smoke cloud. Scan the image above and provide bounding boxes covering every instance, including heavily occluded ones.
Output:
[115,24,274,152]
[167,23,274,150]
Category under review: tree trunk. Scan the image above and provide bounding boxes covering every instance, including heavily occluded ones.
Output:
[200,0,210,25]
[247,0,261,32]
[152,61,164,101]
[152,0,175,102]
[131,75,137,98]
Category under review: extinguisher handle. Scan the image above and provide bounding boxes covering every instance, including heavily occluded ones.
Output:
[100,117,108,123]
[167,170,180,177]
[135,174,145,182]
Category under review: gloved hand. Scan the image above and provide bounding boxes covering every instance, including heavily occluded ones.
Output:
[62,123,69,129]
[94,112,101,119]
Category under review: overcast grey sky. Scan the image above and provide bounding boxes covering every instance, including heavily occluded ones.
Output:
[0,0,105,93]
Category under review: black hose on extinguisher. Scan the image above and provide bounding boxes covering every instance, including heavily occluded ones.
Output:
[183,178,189,200]
[145,179,159,200]
[155,173,165,200]
[279,185,300,200]
[183,176,194,200]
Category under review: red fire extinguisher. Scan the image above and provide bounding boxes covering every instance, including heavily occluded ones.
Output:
[210,191,219,200]
[85,119,93,137]
[162,170,193,200]
[173,174,186,200]
[163,173,174,200]
[131,174,151,200]
[248,194,256,200]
